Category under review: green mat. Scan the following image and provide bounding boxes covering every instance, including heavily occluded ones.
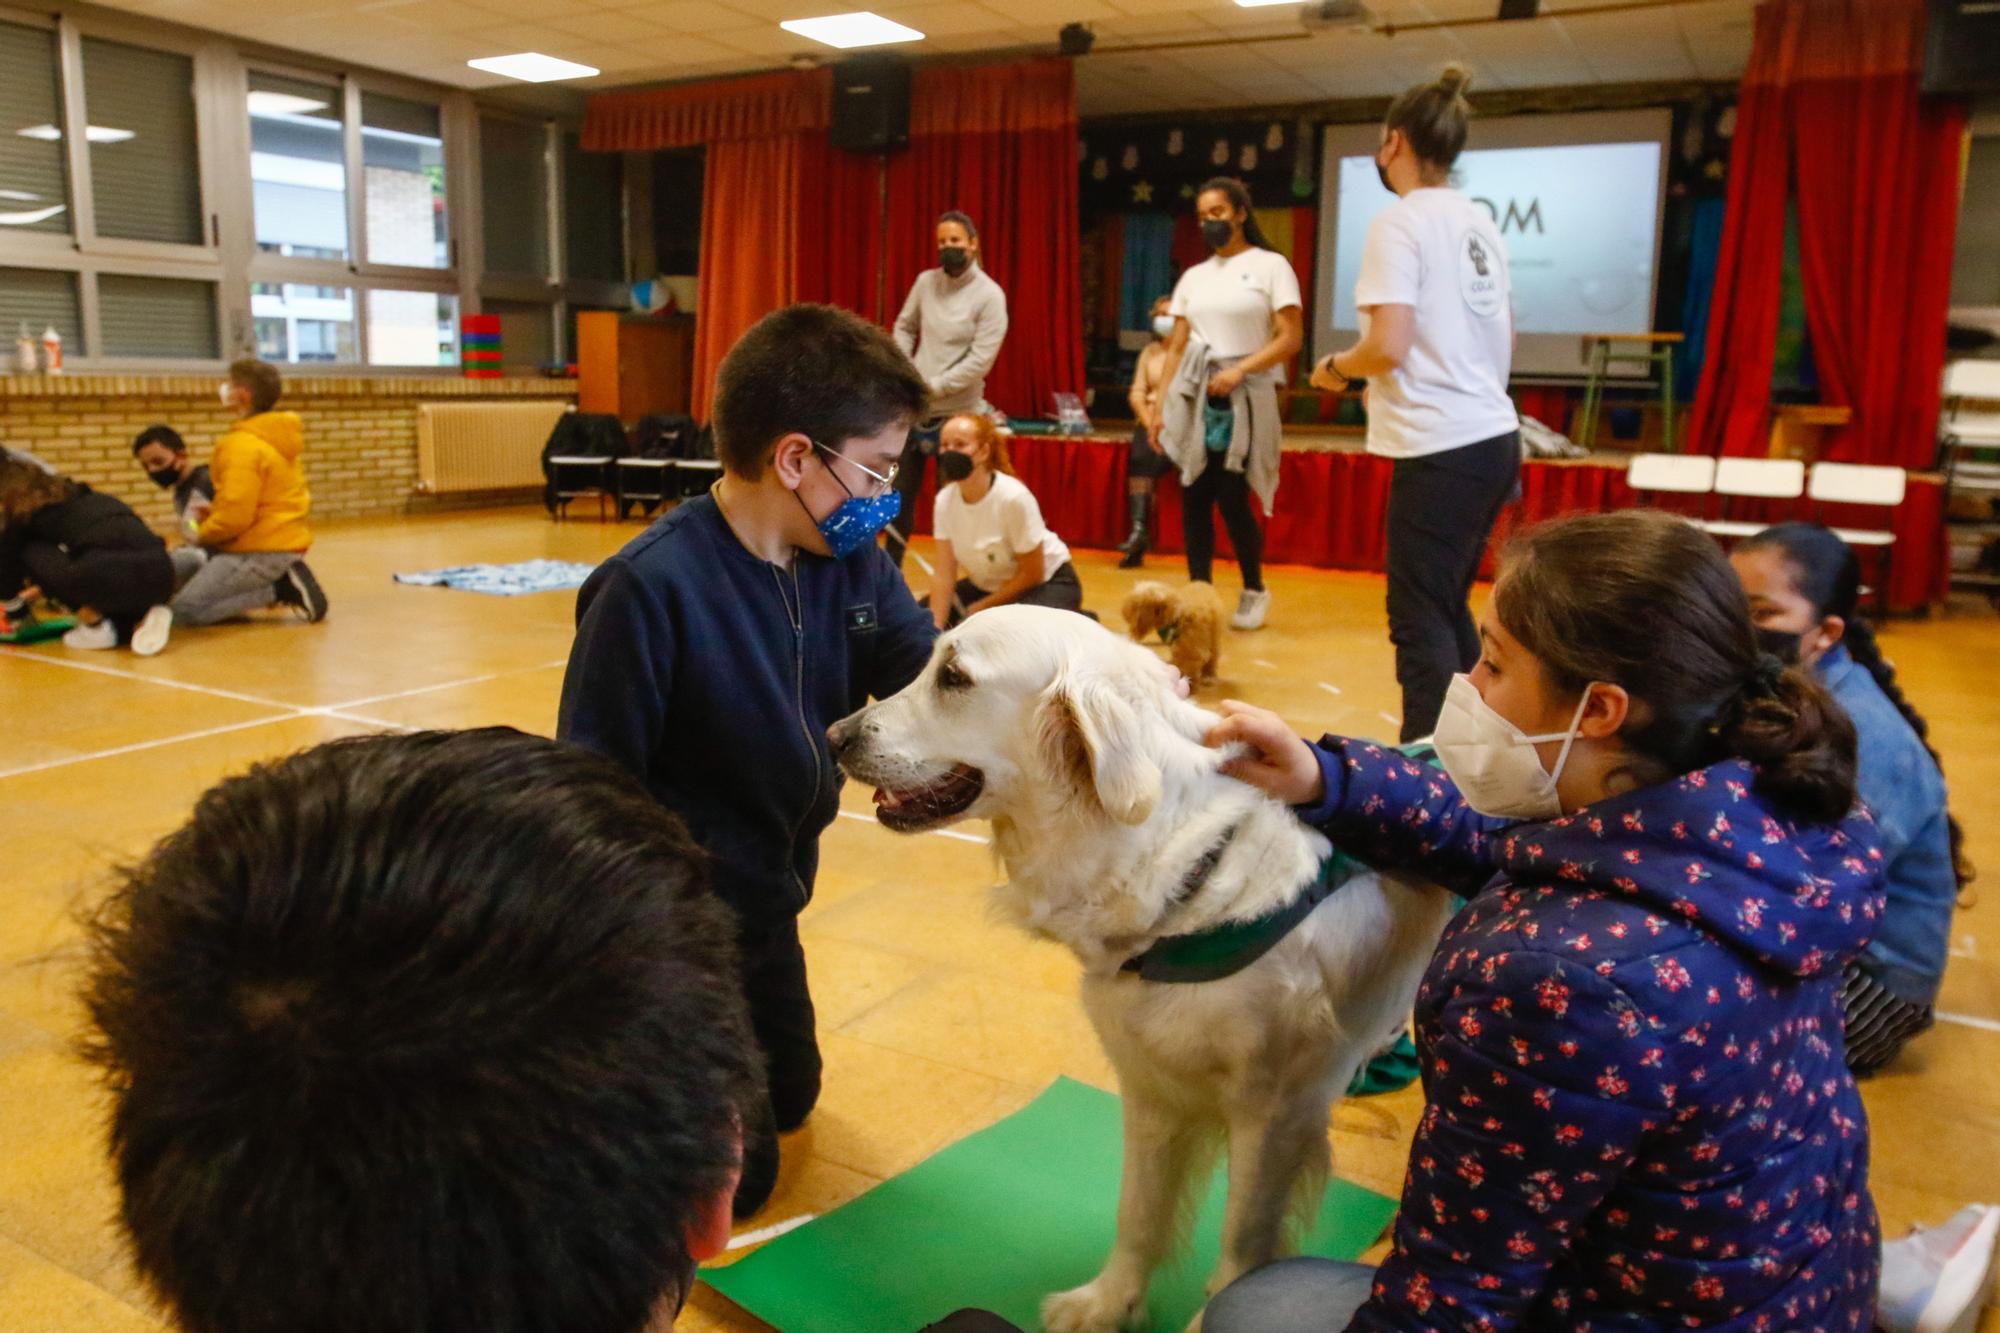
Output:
[704,1077,1397,1333]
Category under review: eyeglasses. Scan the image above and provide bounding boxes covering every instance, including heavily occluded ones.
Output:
[812,439,899,497]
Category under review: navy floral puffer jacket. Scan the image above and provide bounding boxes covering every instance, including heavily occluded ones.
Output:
[1295,740,1885,1333]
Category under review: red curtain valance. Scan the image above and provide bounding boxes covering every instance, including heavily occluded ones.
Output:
[909,58,1076,135]
[1748,0,1928,87]
[581,68,829,150]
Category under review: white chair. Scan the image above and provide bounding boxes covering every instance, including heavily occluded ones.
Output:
[1810,461,1906,613]
[1627,452,1716,496]
[1704,457,1805,538]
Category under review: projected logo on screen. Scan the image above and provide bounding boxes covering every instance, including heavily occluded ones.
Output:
[1331,141,1663,337]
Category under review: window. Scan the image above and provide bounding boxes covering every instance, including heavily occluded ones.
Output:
[0,21,70,236]
[81,38,203,246]
[252,280,356,363]
[98,275,218,358]
[480,115,548,275]
[366,289,458,367]
[484,298,555,374]
[250,72,348,262]
[363,93,447,269]
[0,266,82,349]
[562,131,624,283]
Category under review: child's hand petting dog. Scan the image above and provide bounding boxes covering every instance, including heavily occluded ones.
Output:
[1207,701,1324,806]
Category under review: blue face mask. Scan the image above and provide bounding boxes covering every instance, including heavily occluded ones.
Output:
[800,441,902,559]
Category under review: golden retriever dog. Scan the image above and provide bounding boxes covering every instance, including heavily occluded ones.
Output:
[1120,580,1222,687]
[828,607,1451,1332]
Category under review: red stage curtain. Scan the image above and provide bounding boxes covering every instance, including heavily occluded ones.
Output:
[692,134,801,420]
[885,60,1083,419]
[1688,0,1967,464]
[581,69,828,149]
[1788,3,1966,468]
[904,440,1948,612]
[1686,2,1792,459]
[795,130,883,320]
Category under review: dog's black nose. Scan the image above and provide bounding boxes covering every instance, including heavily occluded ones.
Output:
[826,712,862,762]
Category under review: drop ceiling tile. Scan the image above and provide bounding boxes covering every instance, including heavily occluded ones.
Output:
[360,0,494,31]
[603,0,757,32]
[980,0,1122,26]
[873,3,1022,38]
[925,30,1042,53]
[707,22,827,56]
[1558,8,1694,82]
[548,10,675,42]
[620,31,749,62]
[475,0,621,17]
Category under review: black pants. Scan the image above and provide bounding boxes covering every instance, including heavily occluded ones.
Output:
[1385,430,1520,743]
[11,541,173,639]
[740,914,821,1133]
[1182,451,1264,590]
[947,561,1082,626]
[887,421,944,568]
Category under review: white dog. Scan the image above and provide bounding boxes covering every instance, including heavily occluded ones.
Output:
[829,606,1452,1332]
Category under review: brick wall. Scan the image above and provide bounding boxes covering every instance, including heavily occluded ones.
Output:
[0,373,576,533]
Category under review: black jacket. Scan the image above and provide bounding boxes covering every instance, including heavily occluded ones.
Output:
[558,495,937,925]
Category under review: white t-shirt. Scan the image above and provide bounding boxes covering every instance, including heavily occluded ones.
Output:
[933,472,1072,594]
[1353,188,1517,458]
[1170,247,1303,365]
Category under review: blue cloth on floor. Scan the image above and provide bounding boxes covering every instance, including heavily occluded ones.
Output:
[394,559,596,596]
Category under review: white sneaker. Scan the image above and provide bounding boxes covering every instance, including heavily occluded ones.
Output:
[61,619,117,651]
[130,605,172,657]
[1231,587,1271,631]
[1879,1203,2000,1333]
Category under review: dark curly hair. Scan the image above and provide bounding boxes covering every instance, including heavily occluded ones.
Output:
[81,727,763,1333]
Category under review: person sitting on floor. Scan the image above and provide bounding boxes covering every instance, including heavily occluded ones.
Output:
[131,423,213,590]
[170,358,328,627]
[81,728,764,1333]
[1733,522,1969,1074]
[928,412,1083,629]
[0,454,173,655]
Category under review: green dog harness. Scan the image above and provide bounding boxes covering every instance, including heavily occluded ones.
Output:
[1119,849,1365,985]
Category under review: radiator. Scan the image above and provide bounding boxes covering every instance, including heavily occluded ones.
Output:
[415,400,572,494]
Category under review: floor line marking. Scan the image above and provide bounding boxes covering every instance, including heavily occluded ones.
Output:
[0,715,296,780]
[329,659,569,711]
[725,1214,816,1251]
[1,646,296,710]
[1936,1010,2000,1034]
[1318,681,1343,697]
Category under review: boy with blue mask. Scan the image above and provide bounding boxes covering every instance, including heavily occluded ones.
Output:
[559,304,936,1221]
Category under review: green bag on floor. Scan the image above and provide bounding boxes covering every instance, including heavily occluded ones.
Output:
[703,1077,1397,1333]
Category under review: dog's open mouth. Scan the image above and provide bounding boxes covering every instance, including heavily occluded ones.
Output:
[871,764,984,832]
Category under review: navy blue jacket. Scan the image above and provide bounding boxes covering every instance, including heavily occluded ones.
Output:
[1298,742,1884,1333]
[557,496,936,926]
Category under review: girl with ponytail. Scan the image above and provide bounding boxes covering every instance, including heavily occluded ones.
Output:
[1203,510,1880,1333]
[1150,175,1304,631]
[1733,522,1966,1073]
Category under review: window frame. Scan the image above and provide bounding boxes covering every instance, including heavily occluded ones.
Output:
[0,1,628,376]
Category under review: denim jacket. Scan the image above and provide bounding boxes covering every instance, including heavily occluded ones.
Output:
[1819,643,1956,1005]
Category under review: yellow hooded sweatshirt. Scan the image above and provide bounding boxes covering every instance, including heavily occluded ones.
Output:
[195,410,313,553]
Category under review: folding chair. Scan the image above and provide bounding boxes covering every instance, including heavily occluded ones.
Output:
[1626,453,1715,527]
[1704,457,1804,539]
[1808,461,1906,615]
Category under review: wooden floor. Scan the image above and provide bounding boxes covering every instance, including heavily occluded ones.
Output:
[2,506,1996,1332]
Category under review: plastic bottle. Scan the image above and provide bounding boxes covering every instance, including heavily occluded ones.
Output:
[40,324,62,374]
[12,323,35,374]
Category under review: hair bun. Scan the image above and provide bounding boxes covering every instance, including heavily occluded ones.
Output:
[1436,63,1472,96]
[1742,652,1786,699]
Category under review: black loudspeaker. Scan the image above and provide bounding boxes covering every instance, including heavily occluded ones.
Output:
[831,57,910,154]
[1497,0,1540,17]
[1922,0,2000,95]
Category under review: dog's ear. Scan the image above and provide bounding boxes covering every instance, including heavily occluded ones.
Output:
[1040,675,1162,825]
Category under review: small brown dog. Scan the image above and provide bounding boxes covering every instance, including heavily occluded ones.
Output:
[1120,579,1222,686]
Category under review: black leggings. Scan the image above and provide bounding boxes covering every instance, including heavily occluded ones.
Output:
[948,562,1083,626]
[13,541,173,639]
[1182,451,1263,590]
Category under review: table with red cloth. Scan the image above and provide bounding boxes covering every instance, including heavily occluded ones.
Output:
[900,434,1948,614]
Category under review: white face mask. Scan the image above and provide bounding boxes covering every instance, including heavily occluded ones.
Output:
[1151,314,1175,339]
[1431,673,1596,822]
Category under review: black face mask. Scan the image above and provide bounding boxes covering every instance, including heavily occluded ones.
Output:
[1200,218,1235,252]
[147,465,181,489]
[938,246,970,276]
[936,450,975,483]
[1754,626,1804,664]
